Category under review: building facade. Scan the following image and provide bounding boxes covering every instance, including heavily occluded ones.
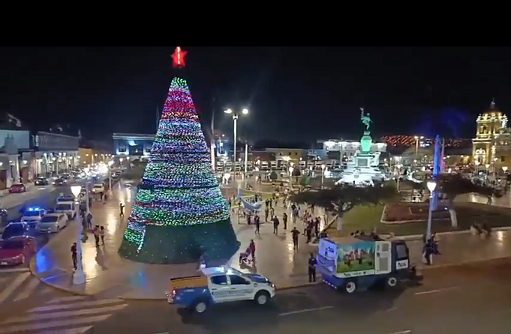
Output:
[472,100,511,170]
[33,131,80,176]
[113,133,154,158]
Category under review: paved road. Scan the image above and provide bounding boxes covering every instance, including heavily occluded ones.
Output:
[0,257,504,333]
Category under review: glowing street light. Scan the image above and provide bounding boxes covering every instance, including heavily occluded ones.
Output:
[224,108,249,176]
[70,185,86,285]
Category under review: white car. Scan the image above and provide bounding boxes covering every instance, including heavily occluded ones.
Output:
[91,184,105,194]
[35,213,68,233]
[20,207,46,228]
[54,202,76,219]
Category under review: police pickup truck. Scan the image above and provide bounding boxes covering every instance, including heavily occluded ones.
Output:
[166,266,275,314]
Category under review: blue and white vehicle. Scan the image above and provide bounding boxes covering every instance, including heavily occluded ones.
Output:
[20,207,46,228]
[166,266,276,314]
[317,236,418,293]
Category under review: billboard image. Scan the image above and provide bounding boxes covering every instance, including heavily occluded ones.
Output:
[335,241,375,275]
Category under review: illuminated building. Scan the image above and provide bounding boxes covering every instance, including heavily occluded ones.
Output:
[472,99,511,169]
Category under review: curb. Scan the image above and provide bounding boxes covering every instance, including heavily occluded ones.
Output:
[393,225,511,241]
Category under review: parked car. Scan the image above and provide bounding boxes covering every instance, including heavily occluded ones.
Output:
[53,178,67,186]
[91,184,105,194]
[57,195,75,203]
[34,177,49,186]
[1,222,30,240]
[0,236,36,266]
[54,202,76,219]
[8,184,26,193]
[35,213,68,233]
[20,207,46,228]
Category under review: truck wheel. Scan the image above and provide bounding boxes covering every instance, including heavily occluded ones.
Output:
[193,300,207,314]
[345,280,357,294]
[254,291,270,305]
[386,276,398,288]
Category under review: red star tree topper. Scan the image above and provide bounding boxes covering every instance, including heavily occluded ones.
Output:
[171,46,187,68]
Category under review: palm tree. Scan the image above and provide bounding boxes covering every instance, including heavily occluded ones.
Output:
[290,184,397,232]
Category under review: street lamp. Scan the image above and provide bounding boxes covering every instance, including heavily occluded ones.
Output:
[70,185,86,285]
[426,180,437,240]
[321,164,326,189]
[414,135,424,162]
[395,164,402,191]
[108,160,114,192]
[224,108,249,176]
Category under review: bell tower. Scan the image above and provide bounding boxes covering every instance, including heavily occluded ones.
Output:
[472,99,507,164]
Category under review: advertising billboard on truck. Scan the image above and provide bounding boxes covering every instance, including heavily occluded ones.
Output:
[335,241,375,277]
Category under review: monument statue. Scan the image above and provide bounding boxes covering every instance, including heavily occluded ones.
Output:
[360,107,372,132]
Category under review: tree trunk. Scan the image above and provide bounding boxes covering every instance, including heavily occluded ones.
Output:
[448,198,457,227]
[336,211,344,231]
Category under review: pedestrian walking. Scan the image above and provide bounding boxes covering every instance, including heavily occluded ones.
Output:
[249,239,256,262]
[283,212,288,230]
[93,226,100,247]
[71,242,77,270]
[119,203,125,217]
[273,216,280,234]
[99,226,105,245]
[86,212,93,230]
[308,253,317,282]
[291,227,300,251]
[254,215,260,235]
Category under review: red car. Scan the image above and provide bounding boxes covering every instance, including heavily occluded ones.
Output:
[8,184,26,193]
[0,236,36,266]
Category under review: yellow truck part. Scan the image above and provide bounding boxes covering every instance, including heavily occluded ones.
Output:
[169,275,208,290]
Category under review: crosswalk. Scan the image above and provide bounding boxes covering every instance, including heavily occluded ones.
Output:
[0,268,45,305]
[0,295,128,333]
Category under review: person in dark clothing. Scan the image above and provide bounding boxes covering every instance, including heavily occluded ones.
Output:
[254,215,260,235]
[283,213,288,230]
[119,203,125,217]
[308,253,317,282]
[71,242,77,270]
[93,226,100,247]
[273,216,280,234]
[291,227,300,251]
[306,222,313,243]
[314,218,320,237]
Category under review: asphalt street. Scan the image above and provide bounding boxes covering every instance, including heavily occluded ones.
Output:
[37,257,508,334]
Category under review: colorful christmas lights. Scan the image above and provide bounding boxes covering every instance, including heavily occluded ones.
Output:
[118,76,239,264]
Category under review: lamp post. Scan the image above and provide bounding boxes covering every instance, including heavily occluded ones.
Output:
[414,136,423,162]
[70,185,86,285]
[224,108,248,177]
[426,180,437,240]
[108,160,114,192]
[395,164,402,191]
[321,164,326,189]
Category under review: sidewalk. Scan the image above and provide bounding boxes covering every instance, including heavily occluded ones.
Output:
[30,184,511,300]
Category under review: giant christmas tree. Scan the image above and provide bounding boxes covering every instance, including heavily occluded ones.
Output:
[118,72,239,264]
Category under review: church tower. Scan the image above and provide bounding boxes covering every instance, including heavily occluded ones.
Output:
[472,99,508,165]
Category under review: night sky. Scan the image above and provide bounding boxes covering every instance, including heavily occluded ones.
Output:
[1,47,511,143]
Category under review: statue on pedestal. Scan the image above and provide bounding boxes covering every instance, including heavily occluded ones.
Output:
[360,107,372,133]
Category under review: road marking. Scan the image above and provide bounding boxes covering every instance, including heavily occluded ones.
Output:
[48,295,87,304]
[13,277,40,301]
[415,286,460,295]
[29,298,123,312]
[0,268,30,273]
[278,305,334,317]
[39,326,93,334]
[389,331,411,334]
[0,314,111,333]
[0,272,30,304]
[3,303,128,324]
